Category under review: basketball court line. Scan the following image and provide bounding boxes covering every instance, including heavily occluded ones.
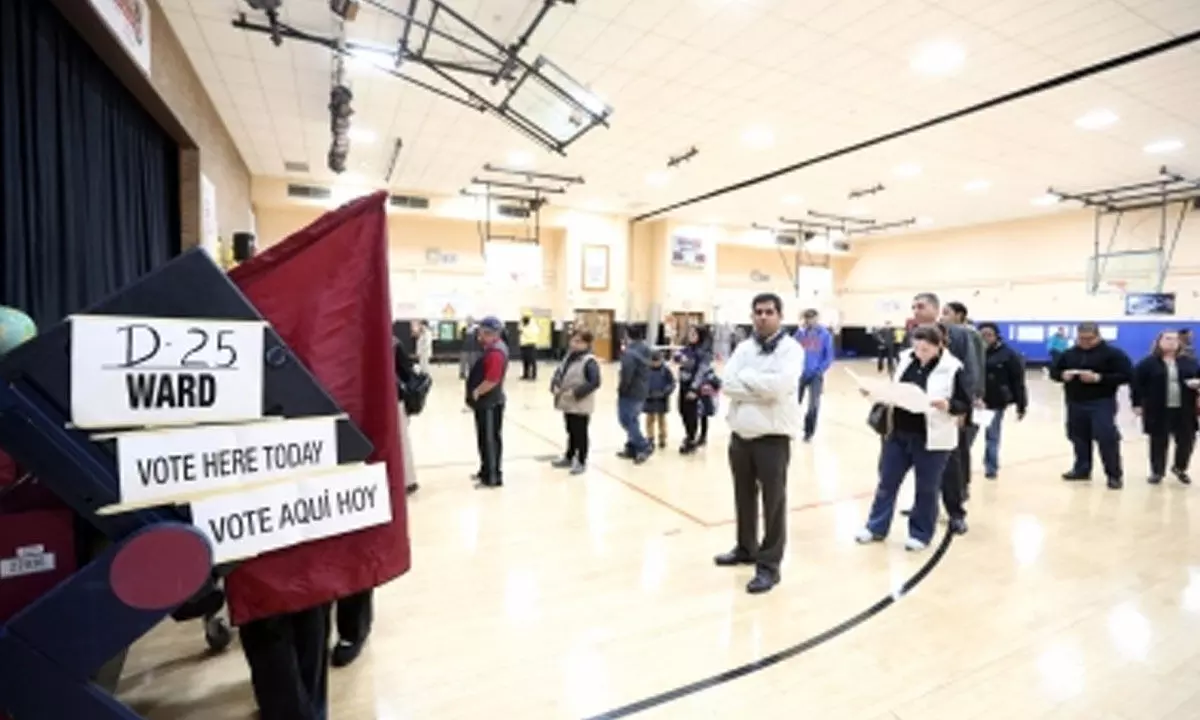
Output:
[580,528,956,719]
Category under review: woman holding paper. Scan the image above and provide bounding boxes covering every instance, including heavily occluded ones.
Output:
[855,324,974,551]
[1131,330,1199,485]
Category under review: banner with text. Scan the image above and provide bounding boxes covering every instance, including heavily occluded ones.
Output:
[189,462,392,564]
[113,416,339,508]
[70,315,266,429]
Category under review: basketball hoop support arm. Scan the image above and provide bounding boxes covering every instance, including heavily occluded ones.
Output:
[1051,166,1200,293]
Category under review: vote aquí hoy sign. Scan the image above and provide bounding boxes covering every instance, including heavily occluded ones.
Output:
[69,314,393,564]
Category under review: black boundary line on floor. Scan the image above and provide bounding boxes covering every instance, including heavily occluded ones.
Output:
[631,27,1200,222]
[581,529,956,719]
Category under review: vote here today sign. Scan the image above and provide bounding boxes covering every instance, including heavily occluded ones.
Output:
[69,314,266,429]
[111,416,340,509]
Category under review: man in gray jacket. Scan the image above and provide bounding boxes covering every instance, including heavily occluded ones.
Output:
[907,292,981,535]
[943,301,987,494]
[617,325,653,463]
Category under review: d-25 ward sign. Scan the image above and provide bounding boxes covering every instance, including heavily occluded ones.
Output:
[69,314,266,429]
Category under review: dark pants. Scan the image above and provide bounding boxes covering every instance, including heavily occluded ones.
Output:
[335,589,373,645]
[617,397,650,455]
[240,604,332,720]
[679,395,706,444]
[868,432,951,544]
[1148,408,1195,476]
[941,425,970,520]
[877,345,896,374]
[1066,397,1122,479]
[474,402,505,481]
[798,373,824,438]
[728,433,791,572]
[520,344,537,379]
[960,420,978,491]
[564,412,591,464]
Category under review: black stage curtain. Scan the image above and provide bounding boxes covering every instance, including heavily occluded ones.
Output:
[0,0,180,327]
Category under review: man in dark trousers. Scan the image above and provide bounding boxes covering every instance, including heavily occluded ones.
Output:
[518,315,540,380]
[1050,321,1133,489]
[616,326,653,463]
[466,316,508,488]
[714,293,804,594]
[942,301,987,494]
[903,292,981,535]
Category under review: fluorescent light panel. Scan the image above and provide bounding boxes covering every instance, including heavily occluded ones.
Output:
[964,179,990,192]
[893,162,922,178]
[1144,139,1184,155]
[910,41,965,76]
[1074,109,1118,130]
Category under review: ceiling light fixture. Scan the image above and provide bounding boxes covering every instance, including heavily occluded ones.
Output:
[893,162,922,178]
[645,171,670,187]
[782,194,802,205]
[910,40,966,76]
[1074,109,1118,130]
[1031,194,1060,207]
[741,124,775,150]
[507,150,535,168]
[1143,139,1185,155]
[964,179,990,192]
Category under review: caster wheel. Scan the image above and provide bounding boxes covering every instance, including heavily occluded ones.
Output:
[204,615,233,652]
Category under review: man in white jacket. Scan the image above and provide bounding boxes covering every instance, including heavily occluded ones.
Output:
[713,293,805,594]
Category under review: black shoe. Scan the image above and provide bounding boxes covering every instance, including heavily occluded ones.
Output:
[550,457,573,468]
[696,437,708,447]
[1148,474,1163,485]
[405,483,419,496]
[658,439,666,449]
[1062,471,1091,481]
[948,517,968,535]
[679,442,696,455]
[802,434,813,443]
[633,450,651,464]
[713,550,755,567]
[476,477,503,488]
[1107,476,1123,490]
[616,450,634,459]
[899,508,912,517]
[1172,468,1192,485]
[331,639,364,668]
[746,567,779,594]
[984,471,997,480]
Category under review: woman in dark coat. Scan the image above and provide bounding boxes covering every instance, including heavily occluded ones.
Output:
[1131,330,1200,485]
[674,325,713,453]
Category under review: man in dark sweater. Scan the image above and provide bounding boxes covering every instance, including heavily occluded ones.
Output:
[1050,321,1133,489]
[616,326,653,463]
[466,316,509,488]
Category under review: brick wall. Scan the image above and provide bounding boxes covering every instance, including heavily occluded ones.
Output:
[146,0,251,250]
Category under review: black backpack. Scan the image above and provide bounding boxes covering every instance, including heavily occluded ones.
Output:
[398,372,432,416]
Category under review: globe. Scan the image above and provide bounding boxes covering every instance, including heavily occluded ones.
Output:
[0,306,36,356]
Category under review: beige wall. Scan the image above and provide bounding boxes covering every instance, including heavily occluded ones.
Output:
[147,0,252,247]
[840,206,1200,325]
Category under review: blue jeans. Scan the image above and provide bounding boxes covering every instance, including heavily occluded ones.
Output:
[1065,397,1122,479]
[866,432,952,544]
[798,373,824,438]
[617,397,650,455]
[982,407,1006,476]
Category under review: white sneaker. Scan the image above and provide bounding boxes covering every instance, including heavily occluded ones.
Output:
[904,537,928,552]
[854,528,883,544]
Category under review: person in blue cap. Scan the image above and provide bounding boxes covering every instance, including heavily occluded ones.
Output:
[465,316,509,487]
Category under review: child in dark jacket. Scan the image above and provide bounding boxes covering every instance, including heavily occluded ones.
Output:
[644,352,676,448]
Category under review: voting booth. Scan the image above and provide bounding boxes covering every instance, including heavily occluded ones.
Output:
[0,193,410,720]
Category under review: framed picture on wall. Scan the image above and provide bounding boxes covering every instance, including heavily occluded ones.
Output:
[581,244,609,291]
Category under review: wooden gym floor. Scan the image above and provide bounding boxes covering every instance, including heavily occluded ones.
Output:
[118,359,1200,720]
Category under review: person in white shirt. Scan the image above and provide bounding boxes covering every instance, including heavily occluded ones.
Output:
[414,321,433,373]
[712,293,805,594]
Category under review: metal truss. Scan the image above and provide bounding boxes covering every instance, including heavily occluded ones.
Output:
[232,0,611,156]
[461,164,584,246]
[1049,166,1200,292]
[754,210,914,296]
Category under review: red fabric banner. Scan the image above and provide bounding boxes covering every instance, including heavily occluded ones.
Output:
[223,192,411,625]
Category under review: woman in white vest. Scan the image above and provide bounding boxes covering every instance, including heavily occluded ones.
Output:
[550,329,602,474]
[854,324,973,551]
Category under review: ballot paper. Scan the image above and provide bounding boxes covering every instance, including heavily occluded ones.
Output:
[972,408,996,428]
[844,367,933,414]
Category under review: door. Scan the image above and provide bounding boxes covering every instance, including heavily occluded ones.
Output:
[669,312,705,344]
[574,309,614,360]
